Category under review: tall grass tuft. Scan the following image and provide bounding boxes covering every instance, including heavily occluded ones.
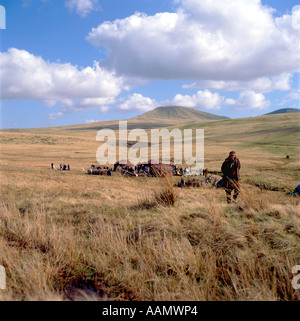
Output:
[154,175,176,207]
[0,167,299,301]
[135,175,177,209]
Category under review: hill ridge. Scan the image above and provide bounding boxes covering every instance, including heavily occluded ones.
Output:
[133,106,229,121]
[265,108,300,115]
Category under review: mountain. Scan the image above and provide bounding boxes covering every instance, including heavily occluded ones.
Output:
[133,106,229,122]
[265,108,300,115]
[58,106,230,131]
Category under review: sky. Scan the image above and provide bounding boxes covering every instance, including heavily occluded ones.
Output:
[0,0,299,129]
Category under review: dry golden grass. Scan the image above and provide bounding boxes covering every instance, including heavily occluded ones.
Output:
[0,113,299,301]
[0,167,299,301]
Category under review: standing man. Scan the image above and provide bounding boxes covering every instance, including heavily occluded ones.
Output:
[221,151,241,204]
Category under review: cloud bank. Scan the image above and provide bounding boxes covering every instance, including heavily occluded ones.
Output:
[0,48,125,112]
[87,0,300,83]
[117,89,270,113]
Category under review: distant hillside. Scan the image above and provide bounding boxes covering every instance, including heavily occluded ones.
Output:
[265,108,300,115]
[55,106,230,131]
[133,106,229,122]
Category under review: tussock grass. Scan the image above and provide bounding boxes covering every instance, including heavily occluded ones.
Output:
[0,113,299,300]
[133,176,177,210]
[0,171,299,301]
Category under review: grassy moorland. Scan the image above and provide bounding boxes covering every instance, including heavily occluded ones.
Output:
[0,112,299,301]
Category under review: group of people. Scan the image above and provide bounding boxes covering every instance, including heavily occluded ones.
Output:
[89,165,112,176]
[51,150,298,204]
[171,165,190,176]
[117,164,150,176]
[115,163,191,177]
[51,163,70,171]
[49,151,241,204]
[127,164,144,174]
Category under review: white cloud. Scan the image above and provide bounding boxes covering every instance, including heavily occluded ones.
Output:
[87,0,300,82]
[65,0,100,17]
[228,91,270,109]
[48,112,64,120]
[85,119,100,123]
[57,98,116,113]
[44,100,57,108]
[117,93,159,112]
[278,90,300,106]
[0,48,125,112]
[183,73,292,92]
[79,97,114,106]
[118,90,271,113]
[119,91,230,113]
[168,90,224,110]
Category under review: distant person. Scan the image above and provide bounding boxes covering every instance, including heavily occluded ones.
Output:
[67,164,70,170]
[213,177,219,188]
[60,164,62,170]
[51,163,54,169]
[181,178,185,187]
[221,151,241,204]
[293,185,300,196]
[287,184,300,197]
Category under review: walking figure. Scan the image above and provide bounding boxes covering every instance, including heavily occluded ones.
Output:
[221,151,241,204]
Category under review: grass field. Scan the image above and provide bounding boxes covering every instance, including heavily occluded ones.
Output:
[0,113,299,300]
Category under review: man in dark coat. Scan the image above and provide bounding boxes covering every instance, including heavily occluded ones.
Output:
[221,151,241,204]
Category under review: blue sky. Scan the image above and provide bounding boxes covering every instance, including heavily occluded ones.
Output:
[0,0,299,128]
